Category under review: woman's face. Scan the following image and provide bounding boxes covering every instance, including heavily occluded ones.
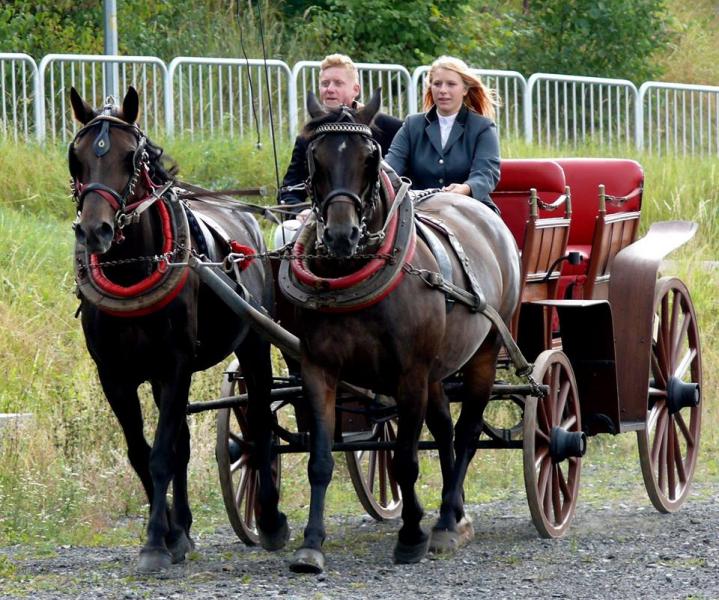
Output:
[430,67,468,116]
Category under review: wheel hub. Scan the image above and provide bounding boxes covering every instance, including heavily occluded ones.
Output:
[549,426,587,464]
[666,376,700,415]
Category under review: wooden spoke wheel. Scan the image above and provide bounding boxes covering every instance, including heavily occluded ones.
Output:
[216,359,281,545]
[345,418,402,520]
[523,349,584,538]
[638,277,702,513]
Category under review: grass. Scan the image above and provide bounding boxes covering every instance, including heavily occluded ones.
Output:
[0,134,717,552]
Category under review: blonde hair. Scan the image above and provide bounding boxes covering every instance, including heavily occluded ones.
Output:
[423,56,499,120]
[320,53,359,85]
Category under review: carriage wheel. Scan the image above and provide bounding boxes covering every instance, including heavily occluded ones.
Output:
[523,349,584,538]
[345,418,402,520]
[637,277,702,513]
[216,359,281,546]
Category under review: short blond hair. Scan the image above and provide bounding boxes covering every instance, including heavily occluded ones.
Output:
[423,55,499,120]
[320,54,359,85]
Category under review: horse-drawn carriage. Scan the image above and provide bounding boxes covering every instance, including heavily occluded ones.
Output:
[70,87,701,573]
[204,154,700,543]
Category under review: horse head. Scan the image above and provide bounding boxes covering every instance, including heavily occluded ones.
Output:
[304,88,383,258]
[69,86,172,255]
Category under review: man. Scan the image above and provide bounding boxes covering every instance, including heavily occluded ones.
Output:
[277,54,403,216]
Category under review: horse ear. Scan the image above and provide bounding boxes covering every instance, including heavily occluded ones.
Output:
[122,86,140,124]
[70,87,97,125]
[307,91,326,119]
[357,87,382,125]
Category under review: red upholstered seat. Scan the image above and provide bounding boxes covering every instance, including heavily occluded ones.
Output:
[554,158,644,298]
[491,159,571,349]
[492,159,567,249]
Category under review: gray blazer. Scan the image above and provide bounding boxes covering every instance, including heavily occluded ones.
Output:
[385,105,500,209]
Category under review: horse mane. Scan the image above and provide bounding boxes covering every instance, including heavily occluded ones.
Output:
[145,138,179,184]
[103,104,179,184]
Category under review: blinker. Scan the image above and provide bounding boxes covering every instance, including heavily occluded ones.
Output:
[93,119,111,157]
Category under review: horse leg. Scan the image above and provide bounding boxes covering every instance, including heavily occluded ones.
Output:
[100,374,154,506]
[392,374,430,564]
[147,380,194,565]
[137,369,193,573]
[290,359,337,574]
[425,381,455,501]
[430,331,501,554]
[238,333,289,551]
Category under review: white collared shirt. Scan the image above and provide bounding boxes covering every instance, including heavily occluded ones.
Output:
[438,112,458,148]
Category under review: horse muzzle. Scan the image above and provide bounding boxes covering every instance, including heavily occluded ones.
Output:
[74,217,115,254]
[322,221,361,258]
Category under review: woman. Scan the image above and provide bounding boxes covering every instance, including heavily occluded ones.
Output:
[385,56,500,212]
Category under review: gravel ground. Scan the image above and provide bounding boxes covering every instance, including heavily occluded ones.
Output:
[2,486,718,600]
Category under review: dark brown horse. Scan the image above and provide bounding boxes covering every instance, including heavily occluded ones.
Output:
[282,91,520,572]
[69,87,288,572]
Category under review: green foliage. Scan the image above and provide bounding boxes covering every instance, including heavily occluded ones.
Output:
[487,0,676,81]
[658,0,719,84]
[1,0,710,87]
[0,1,307,64]
[0,1,103,57]
[294,0,473,67]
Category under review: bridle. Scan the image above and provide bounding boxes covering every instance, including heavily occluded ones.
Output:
[69,104,173,234]
[306,119,382,244]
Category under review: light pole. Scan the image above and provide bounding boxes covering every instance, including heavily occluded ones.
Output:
[104,0,119,99]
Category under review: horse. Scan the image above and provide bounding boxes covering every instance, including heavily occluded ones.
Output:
[278,90,521,573]
[69,86,289,572]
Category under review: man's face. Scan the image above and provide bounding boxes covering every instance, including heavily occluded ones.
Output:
[319,66,360,107]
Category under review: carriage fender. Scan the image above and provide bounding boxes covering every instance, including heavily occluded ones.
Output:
[608,220,698,428]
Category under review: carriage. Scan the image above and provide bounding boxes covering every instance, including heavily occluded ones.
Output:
[69,87,702,572]
[191,155,701,541]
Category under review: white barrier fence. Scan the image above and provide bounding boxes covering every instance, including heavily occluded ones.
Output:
[525,74,637,148]
[167,57,293,139]
[37,54,167,143]
[637,82,719,156]
[0,53,40,141]
[2,52,719,157]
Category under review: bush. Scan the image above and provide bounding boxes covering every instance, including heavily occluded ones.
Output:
[491,0,676,81]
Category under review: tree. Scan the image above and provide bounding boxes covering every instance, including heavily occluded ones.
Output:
[495,0,675,81]
[296,0,473,67]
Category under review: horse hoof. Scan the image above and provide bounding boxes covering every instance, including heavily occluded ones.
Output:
[259,513,290,552]
[393,536,429,564]
[167,531,195,563]
[137,548,173,574]
[429,517,474,555]
[289,548,325,574]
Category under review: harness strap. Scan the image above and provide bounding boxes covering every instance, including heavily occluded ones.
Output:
[415,220,455,310]
[416,214,486,306]
[412,212,533,377]
[78,182,123,211]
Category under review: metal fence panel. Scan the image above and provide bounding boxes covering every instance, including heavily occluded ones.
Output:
[167,57,292,140]
[637,82,719,156]
[525,74,638,148]
[411,66,526,140]
[291,61,412,135]
[0,53,39,142]
[38,54,167,143]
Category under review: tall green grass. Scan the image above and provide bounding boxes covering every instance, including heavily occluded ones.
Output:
[0,135,717,549]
